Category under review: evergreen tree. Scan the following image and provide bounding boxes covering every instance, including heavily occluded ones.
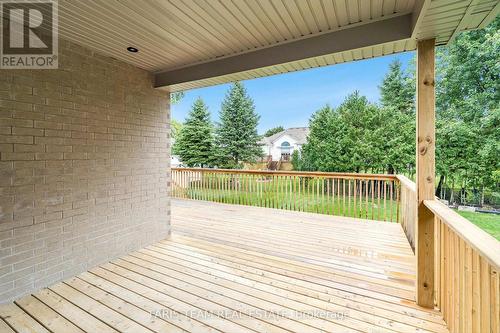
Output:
[173,98,215,167]
[300,104,339,171]
[216,82,262,167]
[291,150,302,170]
[435,16,499,203]
[264,126,284,137]
[300,93,388,173]
[379,60,415,114]
[170,119,183,140]
[378,59,416,174]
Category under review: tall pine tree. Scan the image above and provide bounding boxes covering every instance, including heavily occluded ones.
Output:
[378,59,416,174]
[216,82,262,168]
[173,98,215,167]
[379,59,415,114]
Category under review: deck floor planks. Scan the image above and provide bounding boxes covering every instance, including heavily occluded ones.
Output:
[0,199,449,333]
[128,245,444,328]
[0,319,16,333]
[151,239,415,301]
[64,276,186,333]
[121,248,444,333]
[14,295,84,333]
[0,303,50,333]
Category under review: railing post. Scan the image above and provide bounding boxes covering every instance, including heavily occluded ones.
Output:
[416,38,436,308]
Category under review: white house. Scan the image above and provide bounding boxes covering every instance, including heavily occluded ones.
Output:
[260,127,310,161]
[171,155,182,167]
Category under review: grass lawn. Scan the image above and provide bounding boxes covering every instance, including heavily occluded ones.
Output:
[176,175,399,222]
[186,188,399,221]
[456,210,500,241]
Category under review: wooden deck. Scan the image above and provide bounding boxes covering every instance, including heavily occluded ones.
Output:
[0,199,449,333]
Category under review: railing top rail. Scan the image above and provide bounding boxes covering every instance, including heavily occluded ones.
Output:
[424,199,500,269]
[172,167,398,181]
[395,175,416,192]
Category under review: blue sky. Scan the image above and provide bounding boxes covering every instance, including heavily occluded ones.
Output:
[172,51,414,134]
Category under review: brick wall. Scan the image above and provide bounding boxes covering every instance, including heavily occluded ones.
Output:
[0,40,170,302]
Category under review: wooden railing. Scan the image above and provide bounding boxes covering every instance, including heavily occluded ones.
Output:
[397,175,416,249]
[172,168,400,222]
[425,199,500,333]
[171,167,500,331]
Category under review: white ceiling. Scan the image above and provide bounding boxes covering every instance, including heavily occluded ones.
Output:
[54,0,499,91]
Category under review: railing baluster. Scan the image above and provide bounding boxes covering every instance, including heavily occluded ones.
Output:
[389,180,394,222]
[396,180,400,223]
[292,175,296,211]
[285,175,289,210]
[353,179,357,218]
[337,179,342,215]
[383,180,387,222]
[348,179,351,217]
[172,168,410,228]
[322,177,325,215]
[372,180,375,219]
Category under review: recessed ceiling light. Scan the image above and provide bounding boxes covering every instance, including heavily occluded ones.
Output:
[127,47,138,53]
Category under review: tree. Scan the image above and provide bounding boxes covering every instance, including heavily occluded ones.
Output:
[216,82,262,168]
[379,60,415,114]
[170,92,185,104]
[264,126,284,137]
[298,90,415,175]
[435,16,500,204]
[291,150,302,170]
[173,98,215,167]
[300,92,390,173]
[170,119,183,140]
[299,104,339,171]
[378,59,416,174]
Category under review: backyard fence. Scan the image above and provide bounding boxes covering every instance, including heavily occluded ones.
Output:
[171,168,401,223]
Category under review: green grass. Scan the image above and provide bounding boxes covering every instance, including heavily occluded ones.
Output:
[456,210,500,241]
[175,175,399,222]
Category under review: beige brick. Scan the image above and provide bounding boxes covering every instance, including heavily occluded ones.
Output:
[44,129,71,138]
[45,145,72,153]
[1,152,35,161]
[0,39,170,303]
[12,127,44,136]
[0,135,34,144]
[34,212,63,224]
[0,127,11,135]
[1,250,34,266]
[0,118,33,128]
[63,152,87,160]
[35,153,63,160]
[34,120,63,130]
[35,136,64,145]
[0,100,33,112]
[14,144,45,153]
[13,111,45,121]
[0,143,13,152]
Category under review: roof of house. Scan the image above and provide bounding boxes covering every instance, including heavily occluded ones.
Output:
[260,127,310,146]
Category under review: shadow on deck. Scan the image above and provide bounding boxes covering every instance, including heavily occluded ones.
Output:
[0,199,448,333]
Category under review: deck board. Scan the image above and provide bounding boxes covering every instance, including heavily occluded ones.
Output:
[0,199,449,333]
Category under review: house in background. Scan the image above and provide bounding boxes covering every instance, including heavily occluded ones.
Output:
[171,155,182,167]
[260,127,309,163]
